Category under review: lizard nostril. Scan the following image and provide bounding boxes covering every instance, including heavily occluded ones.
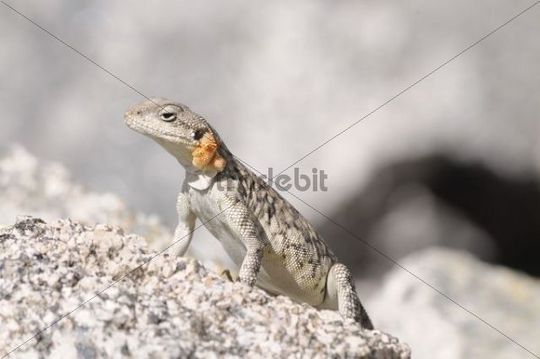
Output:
[136,110,142,115]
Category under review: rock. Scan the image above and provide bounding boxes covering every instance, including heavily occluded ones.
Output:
[0,146,171,250]
[0,146,240,273]
[369,248,540,359]
[0,217,410,358]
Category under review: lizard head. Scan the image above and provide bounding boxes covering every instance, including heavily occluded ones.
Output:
[124,98,226,174]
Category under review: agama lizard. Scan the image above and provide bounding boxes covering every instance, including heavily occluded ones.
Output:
[124,98,373,329]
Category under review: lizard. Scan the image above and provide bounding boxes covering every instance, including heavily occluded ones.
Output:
[124,98,374,329]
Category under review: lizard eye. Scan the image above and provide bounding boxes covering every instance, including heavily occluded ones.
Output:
[191,129,205,140]
[160,112,177,122]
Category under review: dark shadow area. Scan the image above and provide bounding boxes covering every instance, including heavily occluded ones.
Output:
[322,153,540,277]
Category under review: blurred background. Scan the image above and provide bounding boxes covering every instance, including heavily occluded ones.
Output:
[1,1,539,358]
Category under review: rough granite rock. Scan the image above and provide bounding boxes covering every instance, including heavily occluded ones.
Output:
[369,248,540,359]
[0,146,170,249]
[0,217,410,358]
[0,146,239,272]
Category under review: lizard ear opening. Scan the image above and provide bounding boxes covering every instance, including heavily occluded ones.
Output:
[191,129,205,140]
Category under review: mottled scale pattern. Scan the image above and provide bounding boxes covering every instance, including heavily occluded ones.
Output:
[331,264,374,329]
[216,156,337,303]
[218,193,266,287]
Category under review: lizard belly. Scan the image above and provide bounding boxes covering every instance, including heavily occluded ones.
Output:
[188,190,247,268]
[259,252,327,305]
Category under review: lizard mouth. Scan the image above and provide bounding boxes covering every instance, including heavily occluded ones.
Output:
[124,115,194,147]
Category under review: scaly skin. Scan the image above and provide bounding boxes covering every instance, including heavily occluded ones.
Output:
[124,98,373,329]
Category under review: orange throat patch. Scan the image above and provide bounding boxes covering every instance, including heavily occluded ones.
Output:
[191,132,226,172]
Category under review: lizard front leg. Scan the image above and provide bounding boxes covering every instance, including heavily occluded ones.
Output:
[174,191,196,256]
[218,195,267,287]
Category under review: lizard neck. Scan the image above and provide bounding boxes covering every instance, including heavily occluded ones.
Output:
[184,143,237,191]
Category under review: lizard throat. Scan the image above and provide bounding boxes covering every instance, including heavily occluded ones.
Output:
[191,132,227,173]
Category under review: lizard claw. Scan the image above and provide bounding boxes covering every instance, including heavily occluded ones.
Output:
[219,268,235,282]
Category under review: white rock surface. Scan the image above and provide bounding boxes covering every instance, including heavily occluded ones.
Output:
[3,144,538,359]
[0,146,170,249]
[369,248,540,359]
[0,217,410,358]
[0,146,242,274]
